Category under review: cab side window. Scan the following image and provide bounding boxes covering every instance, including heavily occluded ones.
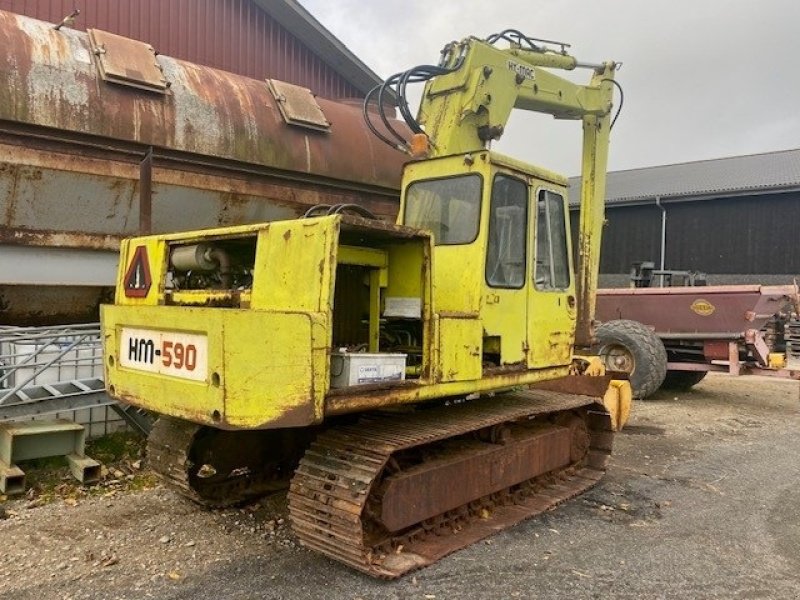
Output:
[535,190,570,290]
[485,175,528,289]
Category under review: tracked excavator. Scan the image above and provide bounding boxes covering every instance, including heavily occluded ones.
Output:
[101,30,628,577]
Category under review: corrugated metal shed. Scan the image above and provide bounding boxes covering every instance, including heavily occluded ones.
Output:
[569,148,800,206]
[0,0,378,99]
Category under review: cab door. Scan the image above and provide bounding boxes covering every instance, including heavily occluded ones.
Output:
[527,186,577,368]
[480,172,530,366]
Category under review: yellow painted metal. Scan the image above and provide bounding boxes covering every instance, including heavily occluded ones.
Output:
[102,205,580,426]
[337,245,388,269]
[417,37,614,159]
[401,155,486,316]
[602,379,633,431]
[250,218,336,313]
[102,305,324,428]
[575,103,613,348]
[368,269,381,352]
[526,183,576,369]
[104,217,343,429]
[576,356,606,377]
[166,290,253,307]
[437,317,483,382]
[398,151,579,374]
[385,242,428,301]
[324,364,571,416]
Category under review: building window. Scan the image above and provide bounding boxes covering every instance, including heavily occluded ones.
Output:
[404,174,482,245]
[535,190,571,290]
[486,174,528,288]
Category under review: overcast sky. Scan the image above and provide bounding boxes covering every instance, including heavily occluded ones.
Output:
[301,0,800,176]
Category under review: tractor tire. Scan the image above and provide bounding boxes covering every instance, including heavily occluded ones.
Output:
[595,319,667,399]
[660,369,707,391]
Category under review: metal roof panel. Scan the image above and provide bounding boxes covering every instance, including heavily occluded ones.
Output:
[569,148,800,206]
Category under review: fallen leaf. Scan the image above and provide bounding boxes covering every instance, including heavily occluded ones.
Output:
[572,570,591,578]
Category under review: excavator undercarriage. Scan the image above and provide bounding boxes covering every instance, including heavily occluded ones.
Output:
[289,391,613,578]
[144,383,616,578]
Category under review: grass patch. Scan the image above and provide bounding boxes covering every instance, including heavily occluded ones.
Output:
[87,431,146,463]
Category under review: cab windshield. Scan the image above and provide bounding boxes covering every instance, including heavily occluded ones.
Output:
[403,174,482,245]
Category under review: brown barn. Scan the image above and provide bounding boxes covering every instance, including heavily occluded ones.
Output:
[0,0,378,100]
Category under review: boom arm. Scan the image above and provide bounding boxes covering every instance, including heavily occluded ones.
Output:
[408,35,617,348]
[415,37,615,158]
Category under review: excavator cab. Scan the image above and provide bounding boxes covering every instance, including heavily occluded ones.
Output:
[400,151,576,378]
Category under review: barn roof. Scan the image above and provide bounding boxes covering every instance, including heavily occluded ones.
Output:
[569,147,800,206]
[259,0,383,95]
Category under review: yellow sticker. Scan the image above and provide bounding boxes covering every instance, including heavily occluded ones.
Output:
[691,299,715,316]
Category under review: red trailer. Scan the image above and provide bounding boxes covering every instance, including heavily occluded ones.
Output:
[594,284,800,398]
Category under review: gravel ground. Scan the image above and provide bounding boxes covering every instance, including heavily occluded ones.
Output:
[1,374,799,599]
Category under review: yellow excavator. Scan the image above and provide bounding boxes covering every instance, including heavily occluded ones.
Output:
[101,30,629,577]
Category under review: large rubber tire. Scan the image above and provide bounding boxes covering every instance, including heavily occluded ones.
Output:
[660,369,707,391]
[595,320,667,399]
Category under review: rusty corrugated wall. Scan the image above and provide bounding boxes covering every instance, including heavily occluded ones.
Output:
[0,0,362,100]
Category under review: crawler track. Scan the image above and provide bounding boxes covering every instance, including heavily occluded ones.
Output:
[147,417,292,508]
[288,390,614,578]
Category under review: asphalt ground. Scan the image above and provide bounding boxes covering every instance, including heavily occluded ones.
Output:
[2,374,799,599]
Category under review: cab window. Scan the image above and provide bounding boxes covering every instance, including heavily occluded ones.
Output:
[485,174,528,288]
[404,174,482,245]
[534,190,570,290]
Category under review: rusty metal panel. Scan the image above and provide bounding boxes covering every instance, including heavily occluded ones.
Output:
[380,426,571,532]
[0,0,363,100]
[0,11,407,193]
[267,79,330,132]
[88,28,167,93]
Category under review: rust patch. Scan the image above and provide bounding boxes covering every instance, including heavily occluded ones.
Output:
[483,362,526,376]
[3,164,19,225]
[283,229,292,241]
[0,226,121,250]
[438,311,480,319]
[262,401,317,428]
[530,374,615,400]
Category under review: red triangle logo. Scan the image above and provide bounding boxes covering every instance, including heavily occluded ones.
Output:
[123,246,152,298]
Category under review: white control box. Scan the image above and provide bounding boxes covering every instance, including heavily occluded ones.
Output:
[330,352,406,388]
